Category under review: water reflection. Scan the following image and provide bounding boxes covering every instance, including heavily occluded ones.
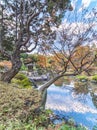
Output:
[91,93,97,109]
[45,78,97,130]
[54,77,71,86]
[74,82,89,94]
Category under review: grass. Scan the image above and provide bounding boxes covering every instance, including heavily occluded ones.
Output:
[0,81,41,123]
[0,81,87,130]
[0,121,87,130]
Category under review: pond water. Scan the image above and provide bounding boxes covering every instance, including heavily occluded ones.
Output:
[45,78,97,130]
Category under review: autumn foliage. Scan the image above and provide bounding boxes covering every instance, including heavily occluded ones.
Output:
[0,61,12,69]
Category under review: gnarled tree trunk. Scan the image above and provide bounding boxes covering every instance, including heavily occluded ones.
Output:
[1,52,22,83]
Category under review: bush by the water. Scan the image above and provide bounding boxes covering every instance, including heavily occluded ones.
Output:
[91,75,97,82]
[12,73,32,88]
[76,75,88,81]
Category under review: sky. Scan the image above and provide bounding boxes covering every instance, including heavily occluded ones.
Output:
[54,0,97,50]
[80,0,97,8]
[71,0,97,11]
[62,0,97,23]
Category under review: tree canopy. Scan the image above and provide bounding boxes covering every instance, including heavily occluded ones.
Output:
[0,0,71,82]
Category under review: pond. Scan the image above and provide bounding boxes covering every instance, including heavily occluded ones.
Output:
[45,78,97,130]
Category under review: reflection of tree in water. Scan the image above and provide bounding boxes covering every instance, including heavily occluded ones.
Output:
[74,81,97,108]
[89,82,97,109]
[54,77,71,87]
[91,92,97,109]
[73,82,90,103]
[54,77,64,87]
[74,82,89,95]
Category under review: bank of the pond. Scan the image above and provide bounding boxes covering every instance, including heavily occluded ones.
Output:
[76,74,97,83]
[0,81,86,130]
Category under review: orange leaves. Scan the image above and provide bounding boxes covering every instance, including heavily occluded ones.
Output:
[0,60,12,69]
[73,46,90,59]
[70,45,92,70]
[37,55,47,68]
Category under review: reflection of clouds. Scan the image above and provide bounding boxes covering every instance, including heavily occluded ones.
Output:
[81,0,97,8]
[81,0,91,8]
[46,87,97,114]
[46,84,97,129]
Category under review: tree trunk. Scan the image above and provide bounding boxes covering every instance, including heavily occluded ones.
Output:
[40,89,47,109]
[37,74,64,109]
[1,53,22,83]
[38,72,77,93]
[38,74,64,92]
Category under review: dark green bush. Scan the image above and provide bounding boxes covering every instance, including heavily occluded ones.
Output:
[15,73,27,80]
[12,73,32,88]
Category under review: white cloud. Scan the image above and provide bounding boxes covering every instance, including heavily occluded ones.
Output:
[82,0,91,8]
[82,0,97,8]
[76,0,97,13]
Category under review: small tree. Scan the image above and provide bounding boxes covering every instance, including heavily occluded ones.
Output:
[38,8,97,91]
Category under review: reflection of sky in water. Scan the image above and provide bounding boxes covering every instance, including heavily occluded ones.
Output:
[45,84,97,130]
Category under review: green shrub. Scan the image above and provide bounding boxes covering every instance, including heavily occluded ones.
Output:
[12,73,32,88]
[76,75,88,81]
[91,75,97,82]
[21,64,28,71]
[15,73,27,80]
[21,78,32,88]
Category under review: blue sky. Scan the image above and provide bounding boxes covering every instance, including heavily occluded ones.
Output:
[62,0,97,23]
[54,0,97,50]
[71,0,97,11]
